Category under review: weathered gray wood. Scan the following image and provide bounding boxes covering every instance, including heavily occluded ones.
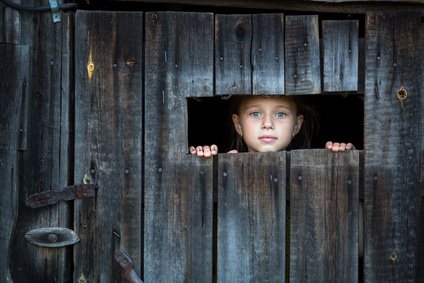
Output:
[364,11,424,282]
[0,3,20,44]
[144,11,214,282]
[6,12,72,283]
[251,14,285,95]
[74,11,143,282]
[290,149,359,283]
[285,15,321,95]
[217,153,286,282]
[215,14,252,95]
[0,43,29,283]
[322,20,359,92]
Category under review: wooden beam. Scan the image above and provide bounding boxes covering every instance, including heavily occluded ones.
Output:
[95,0,424,13]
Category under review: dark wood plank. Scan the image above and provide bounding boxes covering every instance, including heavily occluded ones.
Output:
[0,43,29,283]
[144,11,214,282]
[251,14,285,95]
[217,153,286,282]
[101,0,424,13]
[285,15,321,95]
[74,11,143,282]
[364,11,424,282]
[6,13,72,283]
[290,149,359,283]
[322,20,359,92]
[215,14,252,95]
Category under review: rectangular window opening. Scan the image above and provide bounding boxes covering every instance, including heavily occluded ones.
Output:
[187,94,364,153]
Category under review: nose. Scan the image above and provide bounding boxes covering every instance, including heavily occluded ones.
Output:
[261,115,274,129]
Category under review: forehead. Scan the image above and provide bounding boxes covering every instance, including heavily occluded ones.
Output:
[239,96,296,110]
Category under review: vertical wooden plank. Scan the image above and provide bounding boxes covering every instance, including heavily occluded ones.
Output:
[215,14,252,95]
[285,15,321,95]
[0,43,29,283]
[144,11,214,282]
[322,20,359,92]
[251,14,285,94]
[217,153,286,282]
[75,11,143,282]
[290,150,359,283]
[7,13,72,283]
[364,11,424,282]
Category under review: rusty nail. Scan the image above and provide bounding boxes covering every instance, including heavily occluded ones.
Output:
[390,252,398,263]
[397,87,408,101]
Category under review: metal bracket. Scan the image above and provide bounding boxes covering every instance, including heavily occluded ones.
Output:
[25,183,97,208]
[114,250,143,283]
[48,0,61,23]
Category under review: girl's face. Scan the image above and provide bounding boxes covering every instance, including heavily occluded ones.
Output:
[232,96,304,152]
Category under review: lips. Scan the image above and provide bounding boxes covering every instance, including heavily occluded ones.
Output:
[259,136,277,143]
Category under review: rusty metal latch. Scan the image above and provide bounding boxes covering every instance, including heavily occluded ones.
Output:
[114,250,143,283]
[25,183,97,208]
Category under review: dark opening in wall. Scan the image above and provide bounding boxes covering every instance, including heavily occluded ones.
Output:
[187,95,364,152]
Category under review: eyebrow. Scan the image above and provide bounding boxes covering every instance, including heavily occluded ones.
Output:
[243,104,293,110]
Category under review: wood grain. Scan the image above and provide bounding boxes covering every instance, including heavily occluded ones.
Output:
[217,152,286,282]
[364,11,424,282]
[74,11,143,282]
[290,149,359,283]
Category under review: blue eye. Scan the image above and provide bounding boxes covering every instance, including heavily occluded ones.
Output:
[275,112,286,118]
[250,111,262,118]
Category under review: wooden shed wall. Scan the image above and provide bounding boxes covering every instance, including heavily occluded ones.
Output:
[0,3,423,283]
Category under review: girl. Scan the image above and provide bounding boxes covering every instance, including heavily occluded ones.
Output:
[189,95,355,157]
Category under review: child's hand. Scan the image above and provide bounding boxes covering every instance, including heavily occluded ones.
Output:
[325,141,355,152]
[189,145,218,157]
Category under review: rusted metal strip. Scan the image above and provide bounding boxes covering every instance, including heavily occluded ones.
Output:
[25,183,97,208]
[114,250,143,283]
[25,227,80,248]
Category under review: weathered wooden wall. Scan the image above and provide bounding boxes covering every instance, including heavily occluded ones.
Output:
[1,4,423,283]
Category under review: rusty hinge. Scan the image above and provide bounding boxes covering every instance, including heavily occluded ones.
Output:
[25,183,97,208]
[25,227,79,248]
[114,250,143,283]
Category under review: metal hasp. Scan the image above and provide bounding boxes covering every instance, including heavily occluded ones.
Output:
[49,0,61,22]
[25,183,97,208]
[25,227,80,248]
[114,250,143,283]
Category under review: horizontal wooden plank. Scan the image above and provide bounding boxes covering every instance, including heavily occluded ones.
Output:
[217,152,286,282]
[95,0,424,13]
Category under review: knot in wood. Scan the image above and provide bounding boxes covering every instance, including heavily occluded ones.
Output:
[235,24,246,42]
[396,87,407,101]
